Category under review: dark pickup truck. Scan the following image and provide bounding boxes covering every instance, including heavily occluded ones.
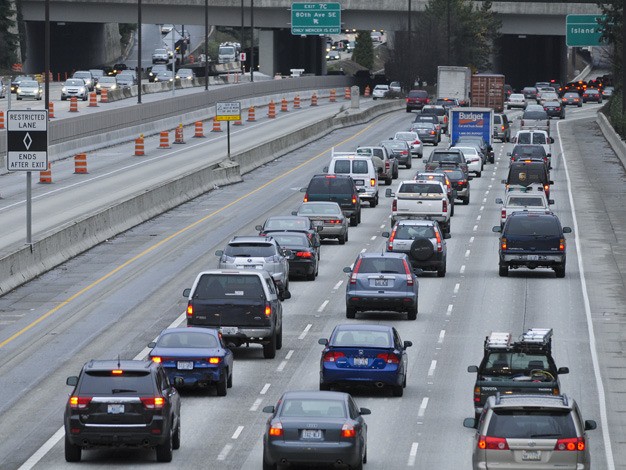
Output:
[467,328,569,419]
[183,269,290,359]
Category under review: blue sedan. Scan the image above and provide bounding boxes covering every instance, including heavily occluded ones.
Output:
[148,327,233,396]
[318,324,412,397]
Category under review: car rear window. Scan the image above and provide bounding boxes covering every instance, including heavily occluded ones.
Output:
[506,216,561,236]
[523,111,548,120]
[487,409,577,439]
[158,332,219,348]
[358,257,405,273]
[512,145,546,157]
[442,169,464,180]
[484,352,550,373]
[79,371,155,394]
[193,274,266,300]
[431,152,462,163]
[281,399,346,418]
[307,177,353,194]
[298,203,341,216]
[408,90,428,98]
[224,243,276,257]
[333,160,351,174]
[422,107,445,116]
[507,197,545,207]
[508,166,547,185]
[395,224,436,239]
[399,182,443,194]
[270,233,308,246]
[333,329,392,348]
[494,115,502,124]
[265,218,308,230]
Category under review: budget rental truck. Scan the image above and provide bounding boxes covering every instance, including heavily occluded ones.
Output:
[437,66,471,106]
[448,107,493,148]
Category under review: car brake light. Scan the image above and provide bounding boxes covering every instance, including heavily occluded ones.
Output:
[370,178,376,187]
[269,422,283,437]
[544,184,549,192]
[376,353,400,364]
[559,238,565,251]
[265,303,272,317]
[392,199,397,212]
[186,303,193,317]
[501,238,507,250]
[69,396,92,409]
[388,228,397,251]
[385,161,390,170]
[442,199,448,213]
[350,258,362,284]
[501,209,506,220]
[352,195,357,204]
[303,194,309,203]
[402,259,413,285]
[296,251,313,258]
[478,435,509,450]
[555,437,585,451]
[325,175,336,178]
[208,357,221,364]
[112,369,123,375]
[473,386,481,403]
[152,356,162,363]
[501,125,505,131]
[141,397,165,409]
[323,351,346,362]
[414,140,421,145]
[435,229,443,252]
[341,423,356,438]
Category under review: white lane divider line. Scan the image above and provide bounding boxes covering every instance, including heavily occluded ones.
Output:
[285,350,294,360]
[370,235,377,241]
[428,360,437,376]
[260,383,271,395]
[298,324,312,340]
[407,442,419,466]
[482,197,487,203]
[460,265,465,274]
[491,177,495,181]
[418,397,429,417]
[488,184,492,189]
[469,237,474,244]
[446,304,453,316]
[318,300,329,313]
[453,283,460,294]
[464,249,470,258]
[217,444,233,460]
[479,205,484,211]
[476,215,482,221]
[485,189,490,194]
[473,225,478,232]
[360,248,367,253]
[17,428,64,470]
[333,280,344,291]
[438,330,446,343]
[232,426,244,439]
[277,360,288,372]
[250,398,263,411]
[380,224,386,229]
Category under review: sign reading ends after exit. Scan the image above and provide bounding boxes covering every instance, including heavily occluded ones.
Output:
[291,3,341,35]
[6,110,48,171]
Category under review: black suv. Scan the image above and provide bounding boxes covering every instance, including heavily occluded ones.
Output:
[493,212,571,277]
[64,360,182,462]
[503,160,553,199]
[301,174,362,226]
[467,328,569,419]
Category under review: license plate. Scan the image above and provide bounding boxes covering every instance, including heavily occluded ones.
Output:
[354,180,364,186]
[527,255,539,261]
[521,450,541,461]
[354,357,368,366]
[302,429,322,439]
[177,361,193,370]
[374,279,388,287]
[221,327,239,335]
[107,404,124,414]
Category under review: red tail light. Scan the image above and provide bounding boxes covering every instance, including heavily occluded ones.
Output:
[388,227,397,251]
[370,178,376,187]
[269,422,283,437]
[303,194,309,203]
[152,356,162,363]
[392,199,397,212]
[501,125,505,131]
[435,229,443,252]
[69,396,92,409]
[457,181,466,187]
[559,238,565,251]
[473,386,481,403]
[413,140,421,145]
[555,437,585,451]
[349,258,362,284]
[478,436,509,450]
[501,209,506,220]
[265,303,272,317]
[376,353,400,364]
[501,238,507,250]
[425,98,430,104]
[341,423,356,438]
[444,115,448,123]
[323,351,346,362]
[296,251,313,258]
[352,195,357,204]
[186,303,193,317]
[141,396,165,409]
[402,259,413,286]
[208,357,221,364]
[442,199,448,213]
[385,161,390,170]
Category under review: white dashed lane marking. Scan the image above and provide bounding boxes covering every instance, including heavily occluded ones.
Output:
[438,330,446,343]
[446,304,453,316]
[232,426,244,439]
[418,397,429,417]
[407,442,419,466]
[298,324,312,339]
[260,384,271,395]
[318,300,329,312]
[428,360,437,376]
[217,444,233,460]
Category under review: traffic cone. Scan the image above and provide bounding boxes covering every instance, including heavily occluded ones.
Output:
[280,98,288,112]
[247,106,256,122]
[194,121,205,138]
[0,111,4,129]
[39,163,52,183]
[344,87,351,100]
[234,115,243,126]
[329,89,336,102]
[100,89,109,103]
[174,124,185,144]
[311,94,318,106]
[268,100,276,118]
[135,135,145,156]
[74,153,88,174]
[159,131,171,148]
[211,117,222,132]
[88,92,98,107]
[48,102,55,118]
[69,97,79,112]
[294,95,301,109]
[364,85,370,97]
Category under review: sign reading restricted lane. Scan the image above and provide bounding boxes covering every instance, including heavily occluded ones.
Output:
[6,110,48,171]
[291,2,341,35]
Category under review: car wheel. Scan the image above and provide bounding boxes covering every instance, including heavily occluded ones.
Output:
[393,171,398,179]
[392,384,404,397]
[363,446,368,464]
[64,435,81,462]
[82,95,88,101]
[450,202,455,217]
[227,369,233,388]
[406,108,411,113]
[373,97,377,100]
[172,421,181,450]
[339,233,346,245]
[578,103,582,108]
[357,210,362,224]
[407,304,417,320]
[350,215,358,227]
[263,334,277,359]
[319,382,331,391]
[263,450,277,470]
[476,171,482,177]
[216,372,228,396]
[156,428,173,462]
[61,96,66,101]
[345,230,349,242]
[410,237,435,261]
[498,264,509,277]
[276,326,283,350]
[370,196,377,208]
[462,196,470,205]
[406,161,412,169]
[437,266,446,277]
[346,306,356,319]
[385,177,392,185]
[507,105,511,110]
[306,268,316,281]
[554,265,566,278]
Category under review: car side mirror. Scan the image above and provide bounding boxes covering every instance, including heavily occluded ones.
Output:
[323,166,329,173]
[279,290,291,301]
[501,179,507,184]
[66,376,79,386]
[443,233,451,240]
[300,187,307,193]
[183,288,191,297]
[550,137,555,143]
[557,366,570,374]
[173,377,185,388]
[495,198,503,204]
[562,227,572,234]
[342,266,352,273]
[215,250,224,257]
[318,338,328,345]
[506,152,512,157]
[463,417,478,429]
[403,341,413,348]
[148,341,156,348]
[467,365,478,373]
[381,231,390,238]
[262,406,275,413]
[359,407,371,416]
[291,211,298,216]
[548,199,554,205]
[255,225,263,231]
[584,420,597,431]
[549,180,554,185]
[385,188,394,197]
[492,226,502,233]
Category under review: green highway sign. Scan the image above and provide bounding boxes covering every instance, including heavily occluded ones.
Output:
[291,2,341,35]
[566,14,606,47]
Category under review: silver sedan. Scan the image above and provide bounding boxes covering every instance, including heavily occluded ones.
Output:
[294,201,349,244]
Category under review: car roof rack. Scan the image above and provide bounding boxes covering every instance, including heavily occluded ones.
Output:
[331,147,360,158]
[485,332,512,349]
[521,328,553,345]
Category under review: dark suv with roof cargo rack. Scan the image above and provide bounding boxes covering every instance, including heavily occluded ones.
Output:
[301,174,363,226]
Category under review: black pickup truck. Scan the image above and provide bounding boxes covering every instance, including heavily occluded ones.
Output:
[467,328,569,419]
[183,269,290,359]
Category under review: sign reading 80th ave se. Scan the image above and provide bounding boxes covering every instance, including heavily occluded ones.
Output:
[291,3,341,35]
[6,110,48,171]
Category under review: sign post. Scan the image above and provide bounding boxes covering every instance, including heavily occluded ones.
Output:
[215,102,242,160]
[566,15,606,47]
[291,3,341,35]
[6,109,49,245]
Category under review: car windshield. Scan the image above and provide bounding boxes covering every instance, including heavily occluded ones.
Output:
[298,203,341,215]
[65,80,84,86]
[178,69,192,76]
[507,197,545,207]
[523,111,548,120]
[412,124,433,130]
[442,169,464,179]
[281,399,346,418]
[399,183,443,194]
[334,159,368,174]
[395,133,418,141]
[510,94,524,100]
[565,93,579,98]
[100,77,116,84]
[487,410,576,439]
[518,133,547,145]
[224,243,276,257]
[20,81,38,87]
[333,329,392,348]
[154,49,167,54]
[193,274,265,300]
[79,371,154,394]
[158,332,218,349]
[455,147,478,157]
[358,257,405,274]
[382,142,407,151]
[506,216,560,236]
[408,90,427,98]
[265,218,308,230]
[74,72,90,78]
[270,233,308,246]
[394,224,436,239]
[422,107,445,116]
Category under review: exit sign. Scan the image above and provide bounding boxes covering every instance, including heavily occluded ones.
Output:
[291,3,341,35]
[566,15,606,47]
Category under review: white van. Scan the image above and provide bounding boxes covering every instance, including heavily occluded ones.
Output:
[511,130,554,165]
[325,151,379,207]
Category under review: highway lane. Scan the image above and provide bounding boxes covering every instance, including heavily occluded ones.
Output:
[0,103,617,469]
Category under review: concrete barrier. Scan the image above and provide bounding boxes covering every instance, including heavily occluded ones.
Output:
[597,111,626,169]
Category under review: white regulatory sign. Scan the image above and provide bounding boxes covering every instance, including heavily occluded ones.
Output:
[215,101,242,121]
[6,110,49,171]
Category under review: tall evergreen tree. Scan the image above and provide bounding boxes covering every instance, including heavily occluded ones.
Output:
[352,31,374,71]
[0,0,19,67]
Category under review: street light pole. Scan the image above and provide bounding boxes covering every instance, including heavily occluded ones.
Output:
[137,0,142,104]
[408,0,412,90]
[44,0,49,110]
[205,0,209,90]
[250,0,254,82]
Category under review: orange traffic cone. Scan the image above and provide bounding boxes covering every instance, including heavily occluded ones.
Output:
[268,100,276,118]
[0,111,4,129]
[48,102,55,118]
[159,131,171,148]
[281,98,288,112]
[74,153,88,174]
[311,94,318,106]
[39,163,52,183]
[174,124,185,144]
[247,106,256,122]
[212,117,222,132]
[364,85,370,97]
[329,89,336,102]
[88,92,98,107]
[194,121,205,138]
[344,87,351,100]
[69,97,79,112]
[135,135,145,156]
[100,88,109,103]
[234,115,243,126]
[294,95,301,109]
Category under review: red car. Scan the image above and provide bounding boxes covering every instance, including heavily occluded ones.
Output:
[582,89,602,103]
[406,89,429,112]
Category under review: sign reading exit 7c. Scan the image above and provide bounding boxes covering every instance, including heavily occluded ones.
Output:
[566,15,607,47]
[291,3,341,35]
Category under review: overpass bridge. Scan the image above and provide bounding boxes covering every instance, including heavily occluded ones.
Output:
[20,0,601,88]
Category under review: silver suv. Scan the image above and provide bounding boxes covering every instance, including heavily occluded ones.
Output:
[464,394,597,469]
[216,236,291,295]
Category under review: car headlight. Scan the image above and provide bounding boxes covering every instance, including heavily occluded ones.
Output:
[61,87,67,93]
[17,89,22,94]
[110,85,116,89]
[80,87,85,93]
